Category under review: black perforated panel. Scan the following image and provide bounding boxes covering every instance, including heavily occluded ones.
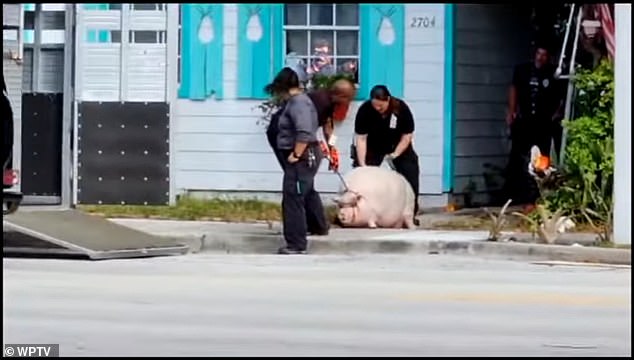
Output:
[77,102,170,205]
[20,93,63,197]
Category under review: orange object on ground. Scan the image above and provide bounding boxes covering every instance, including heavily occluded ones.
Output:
[533,155,550,173]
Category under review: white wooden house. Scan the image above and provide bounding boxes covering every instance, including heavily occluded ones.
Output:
[2,3,535,207]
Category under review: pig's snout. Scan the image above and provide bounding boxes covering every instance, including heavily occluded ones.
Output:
[337,207,355,224]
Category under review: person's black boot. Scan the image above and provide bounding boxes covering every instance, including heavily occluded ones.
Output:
[277,247,307,255]
[308,227,329,236]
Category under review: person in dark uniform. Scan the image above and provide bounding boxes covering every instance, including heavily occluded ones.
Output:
[503,44,564,211]
[270,69,325,254]
[353,85,421,225]
[265,68,356,236]
[3,74,14,169]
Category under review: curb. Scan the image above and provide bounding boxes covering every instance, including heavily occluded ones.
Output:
[180,233,631,265]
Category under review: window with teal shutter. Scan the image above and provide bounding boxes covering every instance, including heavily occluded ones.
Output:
[280,4,360,89]
[240,4,401,100]
[236,4,283,99]
[179,4,224,100]
[359,4,404,98]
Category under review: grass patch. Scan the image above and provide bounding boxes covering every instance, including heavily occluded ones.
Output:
[79,198,620,247]
[594,242,631,250]
[426,213,596,233]
[79,197,340,223]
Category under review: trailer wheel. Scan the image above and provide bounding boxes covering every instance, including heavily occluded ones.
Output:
[3,200,19,215]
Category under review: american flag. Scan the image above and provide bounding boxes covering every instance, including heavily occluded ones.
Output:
[595,4,615,59]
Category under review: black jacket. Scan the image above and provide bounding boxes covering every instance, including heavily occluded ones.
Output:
[3,74,14,168]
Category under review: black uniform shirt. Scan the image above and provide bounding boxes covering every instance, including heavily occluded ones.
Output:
[512,62,561,122]
[354,98,415,157]
[306,89,334,128]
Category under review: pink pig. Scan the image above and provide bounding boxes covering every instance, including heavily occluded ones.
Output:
[333,166,417,229]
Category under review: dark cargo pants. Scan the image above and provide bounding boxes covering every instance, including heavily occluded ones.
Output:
[267,121,328,235]
[280,146,326,251]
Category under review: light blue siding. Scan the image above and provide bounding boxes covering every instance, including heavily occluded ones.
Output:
[172,3,448,203]
[452,4,532,203]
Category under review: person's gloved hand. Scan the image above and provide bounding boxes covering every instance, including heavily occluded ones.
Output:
[328,146,340,172]
[319,141,329,156]
[383,153,397,170]
[319,141,340,172]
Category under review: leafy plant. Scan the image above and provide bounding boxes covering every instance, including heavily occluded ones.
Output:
[311,73,356,91]
[542,59,614,238]
[254,95,284,128]
[483,199,513,241]
[254,73,355,127]
[513,205,575,244]
[580,166,614,244]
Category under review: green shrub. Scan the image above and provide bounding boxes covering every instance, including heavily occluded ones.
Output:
[310,73,356,90]
[543,59,614,229]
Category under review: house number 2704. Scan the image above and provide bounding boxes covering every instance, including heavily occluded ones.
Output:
[410,16,436,28]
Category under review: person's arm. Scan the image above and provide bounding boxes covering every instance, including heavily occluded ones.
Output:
[507,65,521,125]
[391,101,415,158]
[354,103,369,166]
[287,98,316,161]
[322,117,334,145]
[355,135,368,166]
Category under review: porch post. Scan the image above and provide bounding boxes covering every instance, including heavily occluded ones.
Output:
[613,4,631,245]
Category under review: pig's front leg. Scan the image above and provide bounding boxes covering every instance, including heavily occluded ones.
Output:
[368,214,378,229]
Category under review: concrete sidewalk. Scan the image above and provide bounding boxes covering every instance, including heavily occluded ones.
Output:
[109,218,631,265]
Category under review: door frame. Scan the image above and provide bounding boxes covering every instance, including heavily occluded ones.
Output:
[20,3,74,207]
[60,3,74,208]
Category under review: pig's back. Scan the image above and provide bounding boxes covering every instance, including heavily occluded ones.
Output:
[341,166,409,225]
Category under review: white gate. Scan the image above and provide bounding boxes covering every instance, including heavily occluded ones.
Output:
[74,3,168,102]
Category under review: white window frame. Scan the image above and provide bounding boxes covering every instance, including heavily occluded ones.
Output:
[282,4,360,83]
[176,5,182,89]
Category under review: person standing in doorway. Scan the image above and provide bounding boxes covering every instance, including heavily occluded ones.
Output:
[271,69,325,254]
[504,44,564,211]
[353,85,421,226]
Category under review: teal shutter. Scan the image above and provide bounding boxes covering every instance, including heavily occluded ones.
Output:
[179,4,224,100]
[237,4,283,99]
[359,4,405,98]
[442,4,456,192]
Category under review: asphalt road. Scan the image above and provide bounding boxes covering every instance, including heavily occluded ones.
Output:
[3,255,631,357]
